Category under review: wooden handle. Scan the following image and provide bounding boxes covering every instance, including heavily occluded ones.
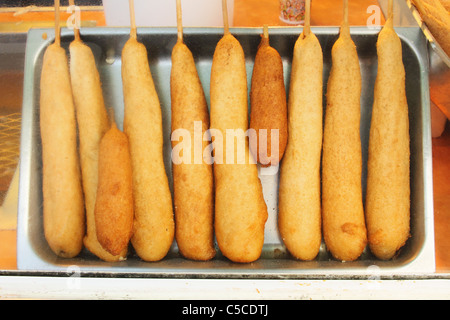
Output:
[69,0,81,41]
[54,0,61,46]
[263,24,269,40]
[387,0,394,27]
[176,0,183,43]
[344,0,349,27]
[304,0,311,36]
[222,0,230,35]
[129,0,137,39]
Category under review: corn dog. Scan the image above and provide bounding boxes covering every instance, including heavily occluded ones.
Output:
[439,0,450,12]
[122,0,174,262]
[249,25,288,167]
[40,0,84,258]
[170,0,215,261]
[322,1,367,262]
[365,1,410,260]
[278,0,323,261]
[412,0,450,56]
[210,0,268,263]
[95,118,134,257]
[68,4,126,261]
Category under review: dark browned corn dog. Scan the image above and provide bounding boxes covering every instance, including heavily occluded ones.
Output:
[95,119,134,257]
[249,26,288,167]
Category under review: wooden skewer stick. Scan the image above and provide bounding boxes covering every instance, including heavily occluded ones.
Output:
[263,24,269,40]
[129,0,137,39]
[176,0,183,43]
[222,0,230,35]
[387,0,394,27]
[304,0,311,36]
[344,0,349,27]
[54,0,61,46]
[388,0,393,18]
[69,0,81,42]
[386,0,394,28]
[340,0,351,38]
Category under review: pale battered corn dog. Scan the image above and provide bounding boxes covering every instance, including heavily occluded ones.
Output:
[210,0,268,263]
[365,1,410,260]
[68,1,126,261]
[95,118,134,257]
[249,25,288,167]
[40,0,84,258]
[170,0,215,261]
[122,0,174,261]
[322,1,367,262]
[278,0,323,261]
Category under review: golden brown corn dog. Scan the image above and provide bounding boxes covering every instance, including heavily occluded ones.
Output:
[40,1,84,258]
[249,26,288,167]
[322,3,367,262]
[170,1,215,261]
[412,0,450,56]
[439,0,450,12]
[122,9,174,261]
[278,1,323,261]
[69,35,127,261]
[365,5,410,260]
[95,119,134,257]
[210,29,268,263]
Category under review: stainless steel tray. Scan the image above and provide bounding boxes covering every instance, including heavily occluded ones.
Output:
[17,26,435,278]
